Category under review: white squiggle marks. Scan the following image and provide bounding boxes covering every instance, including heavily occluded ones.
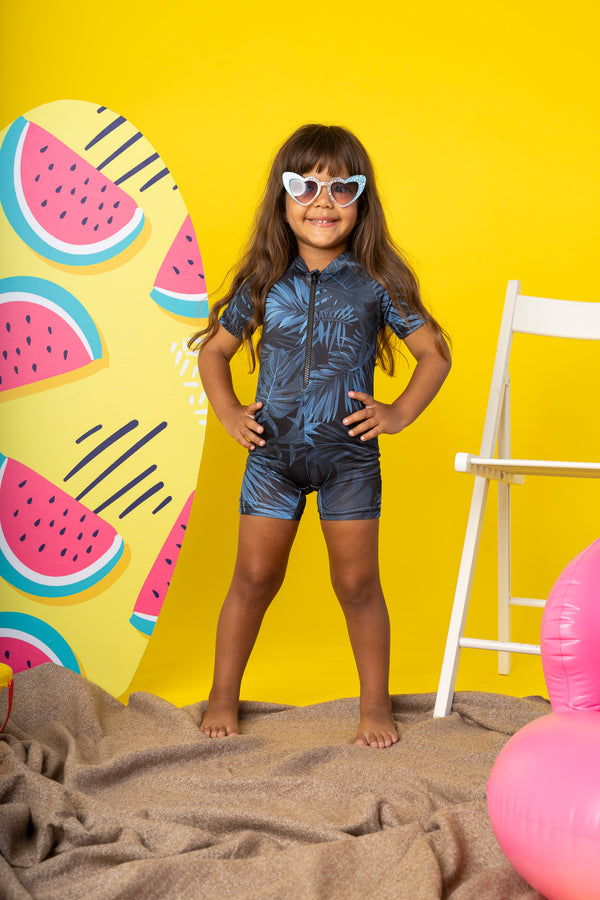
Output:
[170,340,208,425]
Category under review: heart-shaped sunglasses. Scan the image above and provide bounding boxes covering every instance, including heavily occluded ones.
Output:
[282,172,366,208]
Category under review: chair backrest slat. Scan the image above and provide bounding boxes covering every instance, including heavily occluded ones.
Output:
[514,295,600,340]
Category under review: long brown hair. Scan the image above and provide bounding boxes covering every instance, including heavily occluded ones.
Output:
[189,124,449,373]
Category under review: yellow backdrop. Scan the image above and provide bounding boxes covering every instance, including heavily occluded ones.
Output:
[2,0,599,706]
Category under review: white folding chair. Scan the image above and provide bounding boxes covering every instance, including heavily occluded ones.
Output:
[434,280,600,718]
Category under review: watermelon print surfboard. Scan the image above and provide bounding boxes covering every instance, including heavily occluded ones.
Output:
[0,117,144,265]
[0,100,207,695]
[0,275,102,392]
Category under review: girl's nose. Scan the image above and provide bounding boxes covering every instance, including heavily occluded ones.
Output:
[314,185,332,205]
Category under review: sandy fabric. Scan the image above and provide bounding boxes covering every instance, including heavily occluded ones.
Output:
[0,665,547,899]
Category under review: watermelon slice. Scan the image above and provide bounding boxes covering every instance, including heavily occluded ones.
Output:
[0,117,144,266]
[0,453,124,597]
[130,491,194,635]
[0,275,102,392]
[150,215,208,319]
[0,610,81,674]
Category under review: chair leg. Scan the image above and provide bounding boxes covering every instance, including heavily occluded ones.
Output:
[498,480,511,674]
[434,477,490,717]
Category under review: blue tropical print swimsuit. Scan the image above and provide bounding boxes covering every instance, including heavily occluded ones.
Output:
[219,251,425,520]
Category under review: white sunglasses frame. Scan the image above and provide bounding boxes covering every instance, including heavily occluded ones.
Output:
[282,172,366,208]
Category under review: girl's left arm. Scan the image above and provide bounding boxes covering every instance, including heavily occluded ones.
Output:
[343,323,451,442]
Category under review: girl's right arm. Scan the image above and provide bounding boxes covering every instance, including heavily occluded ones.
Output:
[197,326,265,451]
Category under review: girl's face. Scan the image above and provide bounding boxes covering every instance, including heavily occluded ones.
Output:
[284,164,358,271]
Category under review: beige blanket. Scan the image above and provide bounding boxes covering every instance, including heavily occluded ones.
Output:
[0,665,546,899]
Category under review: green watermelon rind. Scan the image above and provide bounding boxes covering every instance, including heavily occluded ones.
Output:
[0,274,103,364]
[0,610,81,673]
[0,454,125,598]
[150,286,208,319]
[0,117,144,266]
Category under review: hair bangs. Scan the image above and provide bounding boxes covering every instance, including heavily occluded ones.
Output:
[281,125,367,179]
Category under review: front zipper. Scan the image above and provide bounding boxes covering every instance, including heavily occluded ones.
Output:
[303,270,319,388]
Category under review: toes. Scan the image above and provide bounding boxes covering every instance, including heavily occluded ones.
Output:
[354,734,369,746]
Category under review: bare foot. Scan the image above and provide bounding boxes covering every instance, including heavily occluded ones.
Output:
[199,699,240,738]
[354,705,399,749]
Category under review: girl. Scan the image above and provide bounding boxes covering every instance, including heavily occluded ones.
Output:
[191,124,451,748]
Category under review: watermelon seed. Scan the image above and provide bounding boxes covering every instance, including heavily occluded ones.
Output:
[16,348,21,355]
[80,514,86,523]
[12,509,18,517]
[38,544,45,552]
[26,337,31,346]
[82,217,88,225]
[41,199,48,207]
[77,532,83,540]
[6,322,10,332]
[40,145,48,153]
[98,202,104,210]
[152,590,159,598]
[81,196,87,204]
[55,185,62,193]
[49,520,54,527]
[27,497,33,505]
[93,529,99,537]
[101,184,107,192]
[107,216,113,225]
[61,548,67,556]
[13,366,19,375]
[48,163,54,170]
[34,519,41,526]
[73,554,78,562]
[94,224,99,232]
[173,266,180,275]
[187,259,194,265]
[185,234,193,242]
[70,163,77,171]
[62,509,69,516]
[26,315,30,324]
[27,660,32,668]
[60,527,66,535]
[49,496,55,503]
[70,188,76,195]
[113,201,120,208]
[176,543,182,549]
[165,558,173,565]
[48,326,53,334]
[84,177,89,185]
[46,346,52,353]
[18,479,27,488]
[60,211,67,219]
[63,350,68,360]
[86,546,93,554]
[2,351,6,360]
[32,364,37,372]
[19,534,26,542]
[35,174,40,182]
[3,651,9,660]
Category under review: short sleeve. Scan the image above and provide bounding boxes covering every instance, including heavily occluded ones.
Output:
[380,288,425,339]
[218,286,254,339]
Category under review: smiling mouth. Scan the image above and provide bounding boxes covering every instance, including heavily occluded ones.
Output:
[307,218,339,225]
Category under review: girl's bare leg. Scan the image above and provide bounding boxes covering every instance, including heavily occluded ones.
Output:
[200,514,299,738]
[321,519,398,749]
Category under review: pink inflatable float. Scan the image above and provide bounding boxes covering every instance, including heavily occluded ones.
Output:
[486,537,600,900]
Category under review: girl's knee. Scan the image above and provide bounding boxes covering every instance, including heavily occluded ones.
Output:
[331,569,381,607]
[233,561,286,602]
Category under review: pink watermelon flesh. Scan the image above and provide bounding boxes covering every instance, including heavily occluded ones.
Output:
[1,300,94,390]
[153,216,206,296]
[21,121,140,246]
[131,492,194,633]
[0,454,123,596]
[2,637,57,671]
